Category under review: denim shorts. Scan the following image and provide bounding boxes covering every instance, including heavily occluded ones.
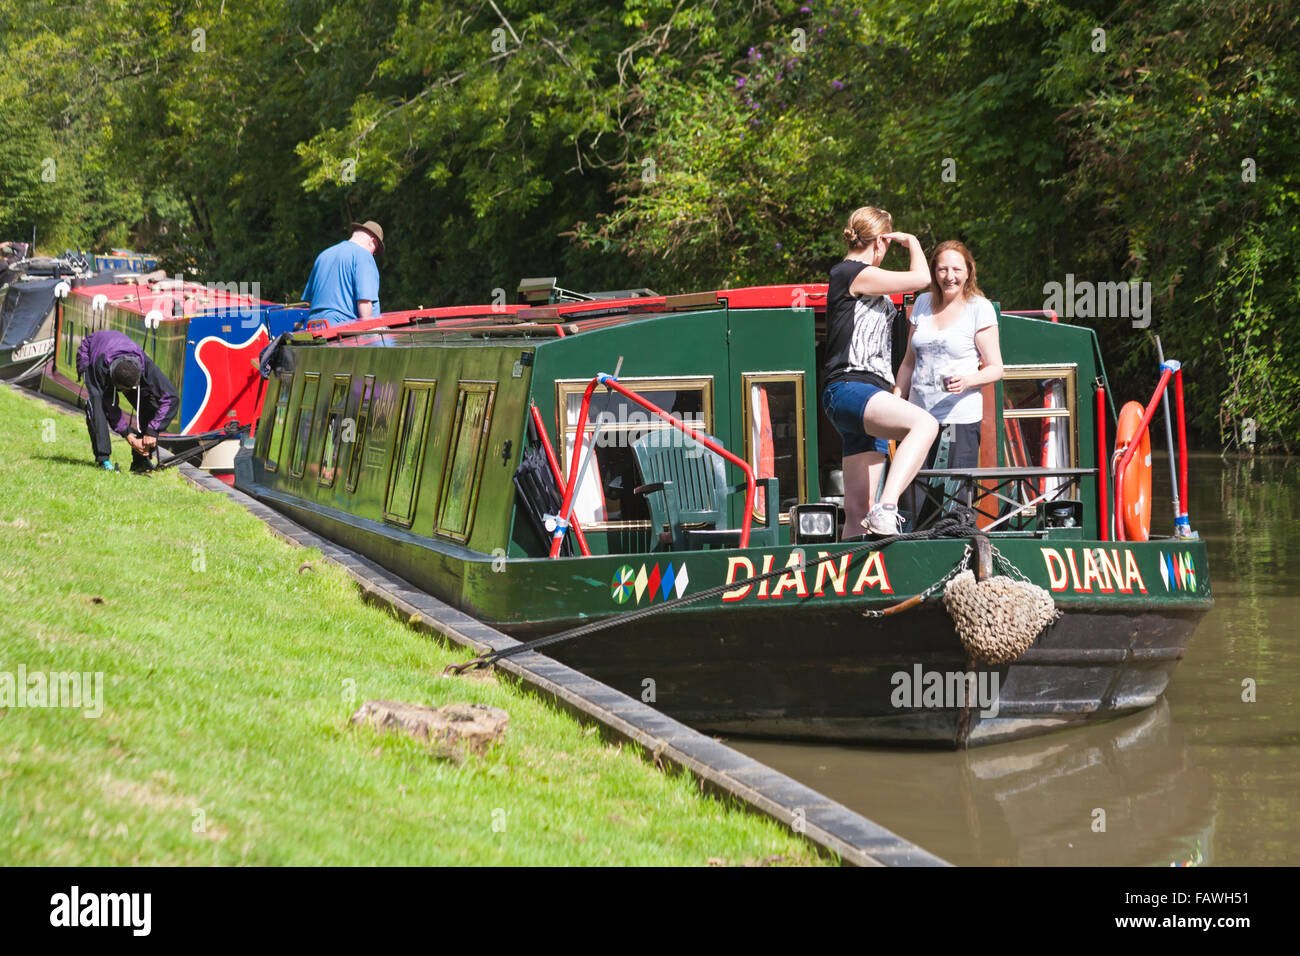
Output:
[822,380,891,456]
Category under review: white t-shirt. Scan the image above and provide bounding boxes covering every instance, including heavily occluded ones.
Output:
[907,292,997,425]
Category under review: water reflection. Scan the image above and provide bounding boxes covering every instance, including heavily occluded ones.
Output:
[737,700,1214,866]
[733,452,1299,865]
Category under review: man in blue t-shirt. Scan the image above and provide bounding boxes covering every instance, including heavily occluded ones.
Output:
[301,220,384,328]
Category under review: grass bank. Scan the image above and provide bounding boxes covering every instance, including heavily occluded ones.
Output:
[0,384,824,865]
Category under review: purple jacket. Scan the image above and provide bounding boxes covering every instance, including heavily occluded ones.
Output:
[76,330,178,436]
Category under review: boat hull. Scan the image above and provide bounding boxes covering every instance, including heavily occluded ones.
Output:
[238,461,1211,748]
[543,601,1198,748]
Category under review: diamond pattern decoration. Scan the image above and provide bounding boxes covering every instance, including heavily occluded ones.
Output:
[660,563,676,602]
[674,563,689,599]
[646,564,662,604]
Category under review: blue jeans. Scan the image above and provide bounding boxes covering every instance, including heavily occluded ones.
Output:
[822,380,891,456]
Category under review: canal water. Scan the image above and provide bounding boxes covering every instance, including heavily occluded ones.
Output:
[733,453,1299,865]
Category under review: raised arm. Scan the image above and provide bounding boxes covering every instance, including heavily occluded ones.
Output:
[849,233,931,297]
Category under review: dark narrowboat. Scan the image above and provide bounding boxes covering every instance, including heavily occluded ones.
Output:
[233,282,1212,747]
[0,253,91,383]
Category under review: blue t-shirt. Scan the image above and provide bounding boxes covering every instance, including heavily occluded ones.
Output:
[301,240,381,327]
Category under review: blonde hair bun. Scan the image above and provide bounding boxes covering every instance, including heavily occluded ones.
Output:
[842,206,893,250]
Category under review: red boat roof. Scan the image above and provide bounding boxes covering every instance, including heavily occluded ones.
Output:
[311,283,906,341]
[69,278,269,319]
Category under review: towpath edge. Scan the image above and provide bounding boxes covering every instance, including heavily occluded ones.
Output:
[186,462,949,867]
[10,379,948,866]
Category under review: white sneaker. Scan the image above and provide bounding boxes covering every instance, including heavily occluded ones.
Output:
[862,503,902,535]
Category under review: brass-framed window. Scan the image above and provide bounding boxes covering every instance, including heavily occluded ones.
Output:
[383,380,437,526]
[741,371,806,522]
[434,381,497,542]
[61,307,75,365]
[344,374,376,493]
[554,375,714,529]
[318,374,352,488]
[287,372,320,478]
[1000,363,1078,500]
[261,371,293,472]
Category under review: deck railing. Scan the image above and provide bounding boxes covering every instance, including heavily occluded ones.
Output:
[549,373,757,557]
[1112,360,1191,541]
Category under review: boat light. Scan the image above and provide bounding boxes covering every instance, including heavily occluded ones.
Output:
[790,503,841,545]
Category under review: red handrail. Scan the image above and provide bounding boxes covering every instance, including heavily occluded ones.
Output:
[549,373,756,556]
[529,403,590,556]
[1096,383,1108,542]
[1172,365,1191,534]
[1113,367,1173,541]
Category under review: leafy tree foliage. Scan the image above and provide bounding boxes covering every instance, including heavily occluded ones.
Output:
[0,0,1294,448]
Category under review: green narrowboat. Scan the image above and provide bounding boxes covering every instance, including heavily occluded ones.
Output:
[233,282,1212,748]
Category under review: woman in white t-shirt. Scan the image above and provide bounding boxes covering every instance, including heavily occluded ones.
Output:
[895,241,1003,520]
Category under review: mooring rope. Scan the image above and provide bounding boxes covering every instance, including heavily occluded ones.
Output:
[444,509,979,675]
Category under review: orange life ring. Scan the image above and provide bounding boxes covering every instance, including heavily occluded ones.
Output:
[1114,401,1151,541]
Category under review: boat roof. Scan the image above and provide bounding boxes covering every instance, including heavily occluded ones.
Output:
[69,276,273,320]
[307,284,906,344]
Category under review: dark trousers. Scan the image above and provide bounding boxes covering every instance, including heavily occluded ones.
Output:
[903,421,982,529]
[85,392,176,466]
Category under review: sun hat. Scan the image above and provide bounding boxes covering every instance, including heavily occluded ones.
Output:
[349,220,385,254]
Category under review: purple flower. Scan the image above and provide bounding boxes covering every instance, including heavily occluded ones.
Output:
[736,77,746,88]
[817,26,825,33]
[800,5,811,11]
[776,242,783,249]
[832,79,844,90]
[776,72,783,81]
[750,118,760,127]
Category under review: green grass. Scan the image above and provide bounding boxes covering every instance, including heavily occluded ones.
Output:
[0,385,825,865]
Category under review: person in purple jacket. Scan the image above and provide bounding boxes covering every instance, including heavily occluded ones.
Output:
[76,330,179,472]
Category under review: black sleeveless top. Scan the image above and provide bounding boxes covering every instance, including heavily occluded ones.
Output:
[823,259,896,390]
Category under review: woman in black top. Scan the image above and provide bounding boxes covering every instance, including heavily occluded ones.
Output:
[822,206,937,535]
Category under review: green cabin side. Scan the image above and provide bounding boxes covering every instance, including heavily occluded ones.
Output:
[992,313,1108,540]
[251,303,1112,561]
[46,294,190,401]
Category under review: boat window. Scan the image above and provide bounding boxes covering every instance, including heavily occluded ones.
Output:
[345,375,375,493]
[383,380,436,526]
[318,374,352,488]
[435,382,496,541]
[742,372,805,522]
[62,309,75,364]
[1001,364,1078,499]
[555,376,713,528]
[261,371,293,472]
[287,372,320,478]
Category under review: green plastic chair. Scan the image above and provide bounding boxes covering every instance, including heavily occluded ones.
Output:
[632,429,780,550]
